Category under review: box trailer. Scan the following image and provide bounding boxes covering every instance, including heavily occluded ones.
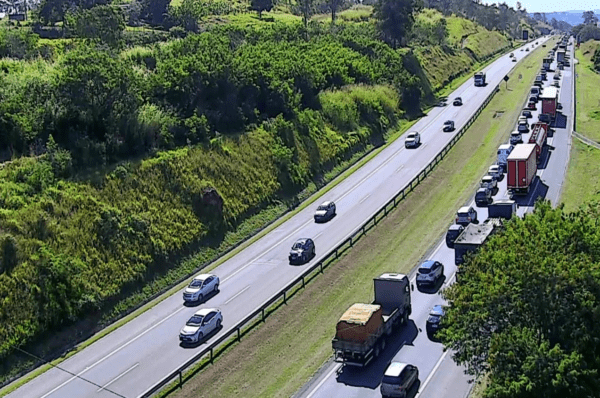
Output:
[528,122,548,162]
[540,87,558,121]
[507,144,537,195]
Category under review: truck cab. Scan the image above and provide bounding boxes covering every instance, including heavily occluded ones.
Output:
[497,144,514,171]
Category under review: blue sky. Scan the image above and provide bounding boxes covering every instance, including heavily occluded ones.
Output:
[485,0,599,13]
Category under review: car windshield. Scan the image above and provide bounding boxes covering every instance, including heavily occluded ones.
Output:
[427,314,441,323]
[418,267,432,274]
[382,375,404,385]
[187,315,204,326]
[407,133,417,138]
[292,242,304,250]
[317,205,327,211]
[189,280,204,288]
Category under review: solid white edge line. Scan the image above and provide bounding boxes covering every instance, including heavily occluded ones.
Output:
[359,194,371,204]
[414,349,450,398]
[224,285,250,305]
[40,307,186,398]
[304,363,341,398]
[96,363,139,393]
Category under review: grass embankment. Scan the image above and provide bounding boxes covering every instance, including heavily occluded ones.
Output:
[561,40,600,212]
[162,37,556,398]
[413,10,512,91]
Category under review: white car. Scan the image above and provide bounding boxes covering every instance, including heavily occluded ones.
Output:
[182,274,219,303]
[314,201,336,222]
[487,165,503,180]
[405,132,421,148]
[456,206,478,226]
[179,308,223,344]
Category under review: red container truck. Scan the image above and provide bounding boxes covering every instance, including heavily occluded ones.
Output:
[540,87,558,120]
[507,144,537,195]
[528,122,548,162]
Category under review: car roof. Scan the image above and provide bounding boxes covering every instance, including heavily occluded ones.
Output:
[192,274,214,281]
[430,305,445,316]
[476,188,488,193]
[296,238,311,243]
[193,308,219,316]
[458,206,472,213]
[319,201,333,206]
[407,131,418,135]
[420,260,437,269]
[384,362,409,377]
[445,120,452,123]
[489,165,499,170]
[482,175,493,180]
[448,224,464,231]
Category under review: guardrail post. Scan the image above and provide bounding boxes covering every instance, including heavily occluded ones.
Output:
[237,327,241,341]
[349,237,353,246]
[283,291,287,303]
[210,347,214,362]
[179,371,182,388]
[302,276,305,288]
[320,262,323,273]
[262,308,265,321]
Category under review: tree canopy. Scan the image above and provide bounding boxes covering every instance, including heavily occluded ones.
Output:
[440,201,600,398]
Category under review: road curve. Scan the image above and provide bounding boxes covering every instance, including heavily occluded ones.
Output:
[295,37,573,398]
[7,39,551,398]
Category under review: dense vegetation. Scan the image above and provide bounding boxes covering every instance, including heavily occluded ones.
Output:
[0,0,529,381]
[441,202,600,398]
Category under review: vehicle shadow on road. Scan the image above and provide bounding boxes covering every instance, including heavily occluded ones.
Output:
[537,145,553,170]
[511,177,549,207]
[552,112,568,129]
[335,320,419,389]
[183,289,220,307]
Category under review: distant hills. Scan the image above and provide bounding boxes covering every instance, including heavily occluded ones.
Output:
[529,10,600,26]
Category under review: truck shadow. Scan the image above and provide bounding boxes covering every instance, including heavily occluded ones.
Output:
[552,112,568,129]
[511,177,549,207]
[537,145,553,170]
[335,320,419,389]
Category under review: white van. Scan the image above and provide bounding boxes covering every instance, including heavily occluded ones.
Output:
[530,86,540,97]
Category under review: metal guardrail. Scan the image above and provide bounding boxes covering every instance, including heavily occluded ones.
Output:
[138,82,501,398]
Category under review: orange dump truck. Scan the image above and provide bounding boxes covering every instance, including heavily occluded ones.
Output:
[332,273,412,367]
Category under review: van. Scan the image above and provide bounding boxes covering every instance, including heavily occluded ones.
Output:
[497,144,514,171]
[510,131,522,145]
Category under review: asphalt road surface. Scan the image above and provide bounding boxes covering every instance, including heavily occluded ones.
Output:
[6,38,552,398]
[294,38,573,398]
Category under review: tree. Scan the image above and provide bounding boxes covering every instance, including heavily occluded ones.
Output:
[440,202,600,398]
[328,0,345,22]
[298,0,313,32]
[140,0,170,26]
[374,0,421,48]
[250,0,273,19]
[533,12,542,21]
[66,5,126,48]
[550,17,558,29]
[515,1,521,10]
[583,10,598,25]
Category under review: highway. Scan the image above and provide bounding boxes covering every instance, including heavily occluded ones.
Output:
[6,39,550,398]
[295,37,573,398]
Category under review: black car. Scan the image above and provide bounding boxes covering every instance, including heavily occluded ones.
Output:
[445,224,464,248]
[289,238,315,265]
[453,97,463,106]
[539,114,551,124]
[522,110,532,118]
[443,120,455,132]
[314,201,336,223]
[475,187,492,207]
[426,305,445,338]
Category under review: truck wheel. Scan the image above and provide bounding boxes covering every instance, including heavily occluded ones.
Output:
[402,311,409,325]
[374,345,380,358]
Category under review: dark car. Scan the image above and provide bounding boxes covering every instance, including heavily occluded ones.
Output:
[416,260,445,288]
[522,110,532,118]
[289,238,315,265]
[517,123,529,134]
[314,201,336,223]
[426,305,445,338]
[475,187,492,207]
[453,97,463,106]
[445,224,464,248]
[538,114,551,124]
[529,95,538,103]
[527,101,536,110]
[443,120,455,132]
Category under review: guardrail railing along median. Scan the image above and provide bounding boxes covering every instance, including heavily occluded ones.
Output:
[139,82,501,398]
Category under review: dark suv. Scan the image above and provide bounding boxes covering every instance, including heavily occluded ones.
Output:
[289,238,315,264]
[445,224,464,248]
[475,187,492,207]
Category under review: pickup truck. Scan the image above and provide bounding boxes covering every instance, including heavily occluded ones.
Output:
[332,273,412,367]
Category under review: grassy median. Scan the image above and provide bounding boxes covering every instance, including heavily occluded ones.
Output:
[160,38,556,398]
[561,41,600,211]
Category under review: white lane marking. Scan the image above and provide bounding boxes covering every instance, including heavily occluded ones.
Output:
[359,194,371,204]
[415,349,450,398]
[40,307,186,398]
[96,363,139,393]
[396,165,405,173]
[305,363,341,398]
[225,285,250,305]
[314,231,324,240]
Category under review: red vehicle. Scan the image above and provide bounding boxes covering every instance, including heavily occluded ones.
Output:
[528,122,548,162]
[507,144,537,195]
[540,87,558,120]
[527,101,536,110]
